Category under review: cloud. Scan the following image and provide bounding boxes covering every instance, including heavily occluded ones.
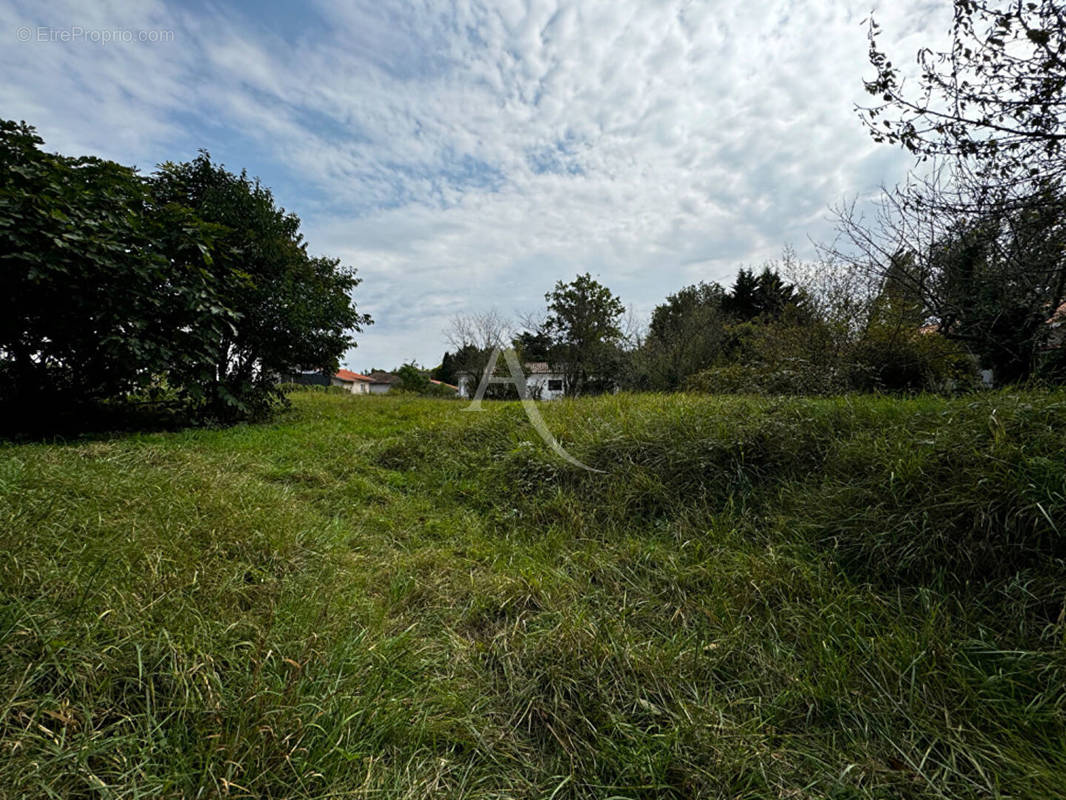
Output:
[0,0,953,369]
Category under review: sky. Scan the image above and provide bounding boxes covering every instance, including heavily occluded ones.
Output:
[1,0,952,372]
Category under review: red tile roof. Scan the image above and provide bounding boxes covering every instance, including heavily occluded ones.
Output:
[335,369,373,382]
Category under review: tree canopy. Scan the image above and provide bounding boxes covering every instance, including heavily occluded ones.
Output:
[0,121,371,433]
[543,273,625,396]
[151,153,371,418]
[844,2,1066,383]
[862,0,1066,186]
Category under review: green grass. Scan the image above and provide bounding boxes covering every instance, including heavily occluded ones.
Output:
[2,390,1065,798]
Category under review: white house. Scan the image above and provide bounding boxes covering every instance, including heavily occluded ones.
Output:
[522,362,568,400]
[456,362,568,400]
[332,369,374,394]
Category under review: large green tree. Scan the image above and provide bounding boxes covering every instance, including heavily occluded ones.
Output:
[641,281,727,390]
[835,177,1066,383]
[0,123,371,431]
[543,273,624,396]
[932,191,1066,381]
[0,121,229,430]
[150,153,372,418]
[723,267,803,322]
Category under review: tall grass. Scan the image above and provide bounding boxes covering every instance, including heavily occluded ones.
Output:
[1,390,1064,798]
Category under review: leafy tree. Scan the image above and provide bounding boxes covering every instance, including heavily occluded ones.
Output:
[873,251,928,328]
[641,281,727,389]
[0,120,229,430]
[753,267,804,318]
[0,123,372,432]
[395,362,430,393]
[543,273,625,396]
[861,0,1066,185]
[150,153,371,419]
[933,193,1066,381]
[512,329,555,363]
[835,180,1066,383]
[430,351,458,385]
[723,268,760,320]
[722,266,803,322]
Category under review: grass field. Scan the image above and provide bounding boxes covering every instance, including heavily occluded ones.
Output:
[2,390,1066,798]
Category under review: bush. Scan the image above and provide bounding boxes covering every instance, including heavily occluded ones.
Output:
[848,325,978,392]
[0,121,228,433]
[684,329,978,397]
[685,362,847,395]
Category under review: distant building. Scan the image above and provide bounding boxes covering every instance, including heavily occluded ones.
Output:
[366,371,401,394]
[333,370,457,395]
[332,369,374,394]
[281,369,331,388]
[521,362,568,400]
[456,362,568,400]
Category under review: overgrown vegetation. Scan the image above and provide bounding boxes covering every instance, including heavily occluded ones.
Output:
[2,390,1064,798]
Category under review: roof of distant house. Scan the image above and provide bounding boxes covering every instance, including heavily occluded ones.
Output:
[335,369,373,382]
[429,378,458,390]
[367,371,400,384]
[455,362,564,376]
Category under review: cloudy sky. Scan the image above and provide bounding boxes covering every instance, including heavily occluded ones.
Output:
[2,0,950,371]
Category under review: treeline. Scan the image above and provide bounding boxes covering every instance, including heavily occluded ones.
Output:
[435,253,986,398]
[0,121,370,434]
[631,258,977,395]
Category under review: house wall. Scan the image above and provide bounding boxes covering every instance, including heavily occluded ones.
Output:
[369,383,391,395]
[526,372,567,400]
[457,371,567,400]
[331,377,374,394]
